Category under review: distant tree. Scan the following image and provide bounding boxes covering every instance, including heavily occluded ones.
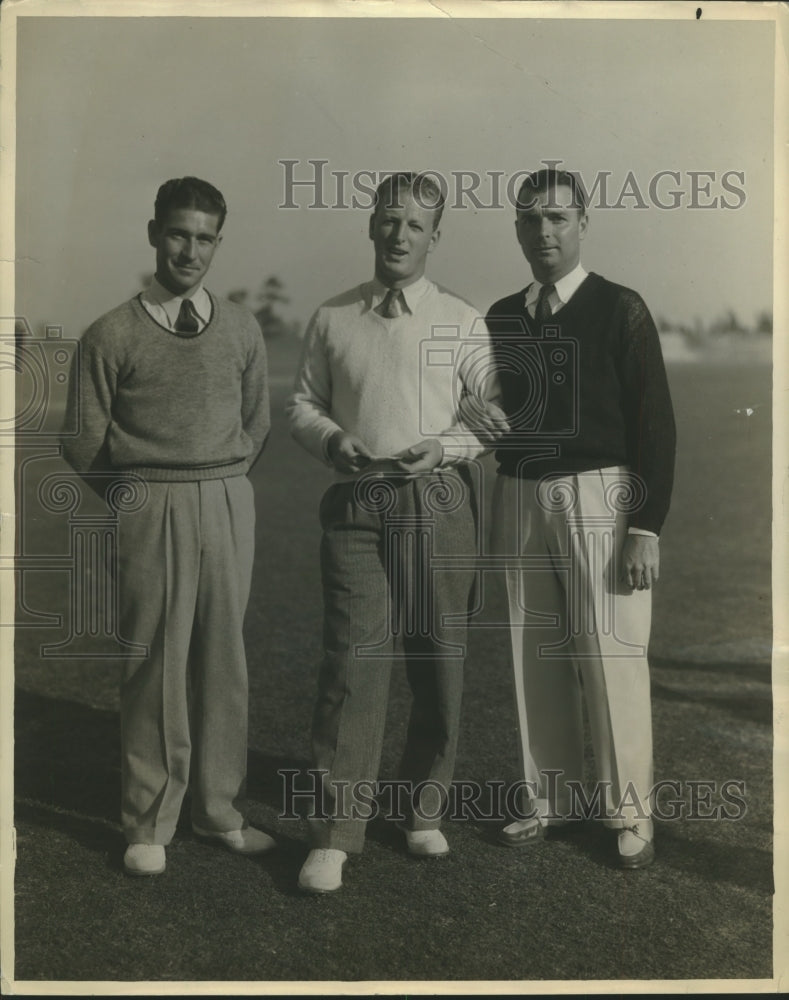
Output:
[226,289,249,305]
[655,315,674,333]
[254,275,301,339]
[679,316,708,350]
[755,310,773,336]
[722,308,747,334]
[709,308,748,336]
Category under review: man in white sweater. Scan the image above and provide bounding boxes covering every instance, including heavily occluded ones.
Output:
[287,172,505,893]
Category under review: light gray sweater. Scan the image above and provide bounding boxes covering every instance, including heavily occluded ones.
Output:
[287,277,504,477]
[62,293,270,481]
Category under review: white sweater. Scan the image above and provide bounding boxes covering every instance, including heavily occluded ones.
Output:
[286,277,503,475]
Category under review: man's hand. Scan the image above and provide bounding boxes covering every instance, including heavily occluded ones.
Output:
[327,431,373,473]
[394,438,444,475]
[620,534,660,591]
[457,392,510,445]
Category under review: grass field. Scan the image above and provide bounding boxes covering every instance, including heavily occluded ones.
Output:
[9,344,774,986]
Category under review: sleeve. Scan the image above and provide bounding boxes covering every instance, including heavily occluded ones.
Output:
[616,290,677,534]
[60,327,116,478]
[437,313,510,465]
[285,309,344,465]
[241,317,271,472]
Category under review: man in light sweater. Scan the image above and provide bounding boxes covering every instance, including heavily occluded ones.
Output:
[62,177,275,876]
[287,172,505,893]
[487,167,676,868]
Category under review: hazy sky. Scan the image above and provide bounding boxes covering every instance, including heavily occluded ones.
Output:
[13,10,775,338]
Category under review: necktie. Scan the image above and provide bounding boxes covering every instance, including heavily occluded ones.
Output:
[175,297,200,334]
[380,288,404,318]
[534,283,555,327]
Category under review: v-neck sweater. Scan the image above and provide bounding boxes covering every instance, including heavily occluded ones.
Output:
[63,293,270,481]
[287,278,501,472]
[486,272,676,534]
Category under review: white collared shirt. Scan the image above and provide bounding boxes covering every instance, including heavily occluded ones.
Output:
[369,275,430,316]
[524,263,588,318]
[140,276,212,332]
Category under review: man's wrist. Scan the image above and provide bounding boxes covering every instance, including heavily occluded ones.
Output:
[323,429,342,465]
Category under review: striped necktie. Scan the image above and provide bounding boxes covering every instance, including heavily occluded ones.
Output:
[534,284,555,326]
[380,288,404,318]
[175,297,200,334]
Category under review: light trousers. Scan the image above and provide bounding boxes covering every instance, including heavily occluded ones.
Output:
[492,468,654,827]
[310,469,477,853]
[117,476,255,845]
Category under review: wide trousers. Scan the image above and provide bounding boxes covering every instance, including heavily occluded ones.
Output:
[309,469,477,853]
[117,476,255,845]
[491,468,654,827]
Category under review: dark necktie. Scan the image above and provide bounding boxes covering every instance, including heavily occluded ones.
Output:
[534,283,555,327]
[175,297,200,334]
[380,288,404,318]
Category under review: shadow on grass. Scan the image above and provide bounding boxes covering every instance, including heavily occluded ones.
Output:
[651,677,772,726]
[651,656,772,682]
[14,686,774,898]
[653,822,774,893]
[14,687,308,849]
[460,808,773,894]
[548,820,773,893]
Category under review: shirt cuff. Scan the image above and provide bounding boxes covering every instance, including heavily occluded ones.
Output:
[437,434,465,466]
[320,428,339,466]
[628,527,658,538]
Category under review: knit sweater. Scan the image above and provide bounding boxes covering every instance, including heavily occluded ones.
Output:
[62,293,270,481]
[287,277,502,475]
[486,273,676,534]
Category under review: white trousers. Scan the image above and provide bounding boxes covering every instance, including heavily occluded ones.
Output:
[492,468,654,827]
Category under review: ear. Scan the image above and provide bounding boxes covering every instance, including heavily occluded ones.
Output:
[428,227,441,253]
[368,214,375,241]
[578,211,589,241]
[147,219,160,248]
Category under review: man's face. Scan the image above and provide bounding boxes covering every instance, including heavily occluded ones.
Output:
[369,190,440,288]
[515,184,587,284]
[147,207,223,297]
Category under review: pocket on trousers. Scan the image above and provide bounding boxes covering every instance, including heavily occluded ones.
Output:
[318,483,342,529]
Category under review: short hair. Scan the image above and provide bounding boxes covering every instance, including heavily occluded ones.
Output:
[153,177,228,230]
[373,171,446,230]
[516,168,587,215]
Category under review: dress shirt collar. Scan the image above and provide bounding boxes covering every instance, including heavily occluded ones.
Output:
[524,263,587,315]
[143,276,212,330]
[368,275,431,315]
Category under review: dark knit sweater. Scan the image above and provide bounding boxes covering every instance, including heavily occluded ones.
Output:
[62,293,270,481]
[486,273,675,534]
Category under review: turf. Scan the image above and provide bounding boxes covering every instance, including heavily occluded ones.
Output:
[9,344,773,985]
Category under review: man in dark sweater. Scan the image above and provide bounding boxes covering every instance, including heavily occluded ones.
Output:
[62,177,274,875]
[487,167,675,868]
